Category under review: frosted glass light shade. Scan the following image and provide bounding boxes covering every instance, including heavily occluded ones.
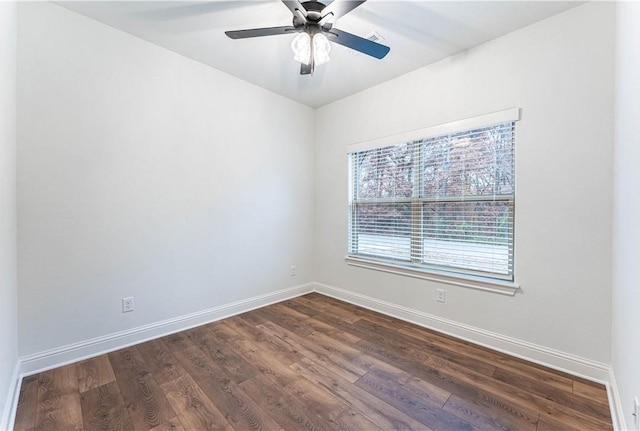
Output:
[291,31,331,67]
[313,33,331,66]
[291,32,311,65]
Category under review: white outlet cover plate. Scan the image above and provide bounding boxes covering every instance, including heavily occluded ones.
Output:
[122,297,134,312]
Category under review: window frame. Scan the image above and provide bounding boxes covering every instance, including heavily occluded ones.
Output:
[346,108,520,295]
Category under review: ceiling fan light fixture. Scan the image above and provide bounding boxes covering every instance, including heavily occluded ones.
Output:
[291,32,312,65]
[291,31,331,67]
[313,33,331,66]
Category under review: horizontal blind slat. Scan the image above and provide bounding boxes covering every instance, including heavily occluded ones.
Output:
[349,117,516,280]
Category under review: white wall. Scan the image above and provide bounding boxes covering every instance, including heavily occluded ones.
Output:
[0,1,19,427]
[17,2,315,356]
[315,2,614,364]
[612,1,640,429]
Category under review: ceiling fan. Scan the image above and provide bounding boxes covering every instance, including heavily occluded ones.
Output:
[225,0,390,76]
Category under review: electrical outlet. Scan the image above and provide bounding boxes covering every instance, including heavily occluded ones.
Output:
[633,397,640,431]
[122,296,134,313]
[436,288,446,303]
[290,266,297,277]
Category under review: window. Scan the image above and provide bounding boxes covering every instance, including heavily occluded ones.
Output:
[347,109,519,289]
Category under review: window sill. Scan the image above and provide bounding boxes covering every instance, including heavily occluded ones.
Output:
[344,256,519,296]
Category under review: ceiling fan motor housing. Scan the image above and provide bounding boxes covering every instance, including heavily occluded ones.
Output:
[293,1,332,32]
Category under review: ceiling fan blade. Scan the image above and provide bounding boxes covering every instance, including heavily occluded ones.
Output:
[225,26,296,39]
[327,28,390,59]
[320,1,366,22]
[281,0,307,19]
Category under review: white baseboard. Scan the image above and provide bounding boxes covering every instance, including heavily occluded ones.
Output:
[0,361,21,431]
[608,368,628,431]
[312,282,612,384]
[20,283,314,376]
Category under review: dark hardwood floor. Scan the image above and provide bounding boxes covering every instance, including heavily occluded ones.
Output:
[13,293,612,431]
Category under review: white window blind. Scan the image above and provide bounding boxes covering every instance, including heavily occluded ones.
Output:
[348,110,518,281]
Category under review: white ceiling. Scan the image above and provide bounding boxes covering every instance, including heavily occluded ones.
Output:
[56,1,582,108]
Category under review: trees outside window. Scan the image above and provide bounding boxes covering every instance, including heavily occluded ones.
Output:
[348,121,515,281]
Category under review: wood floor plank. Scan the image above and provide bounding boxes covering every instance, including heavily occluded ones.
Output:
[250,303,316,337]
[268,366,384,431]
[77,355,116,393]
[287,293,334,315]
[352,338,436,383]
[490,357,574,393]
[224,317,304,366]
[14,375,38,431]
[160,332,197,353]
[354,337,541,430]
[367,364,453,408]
[147,417,186,431]
[278,298,321,318]
[305,316,362,342]
[231,340,384,431]
[306,295,372,323]
[536,413,585,431]
[492,367,612,422]
[80,381,134,431]
[299,306,356,335]
[363,319,500,377]
[239,374,334,431]
[235,346,306,390]
[281,371,353,422]
[136,339,186,386]
[235,309,270,326]
[333,408,391,431]
[257,320,368,383]
[14,294,614,431]
[37,363,79,398]
[288,296,372,332]
[159,373,233,431]
[290,358,435,431]
[573,380,609,404]
[206,320,258,354]
[443,394,537,431]
[356,318,498,376]
[303,329,368,365]
[302,327,393,380]
[107,348,175,431]
[171,345,282,431]
[34,393,83,431]
[423,354,612,431]
[242,348,385,431]
[35,364,83,431]
[184,326,258,384]
[393,314,575,393]
[356,370,481,431]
